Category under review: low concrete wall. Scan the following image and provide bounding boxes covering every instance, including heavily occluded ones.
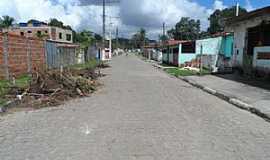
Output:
[253,46,270,73]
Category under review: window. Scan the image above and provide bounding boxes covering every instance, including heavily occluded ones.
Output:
[181,41,196,53]
[27,31,32,33]
[45,30,48,34]
[20,32,24,36]
[66,34,72,41]
[59,32,62,39]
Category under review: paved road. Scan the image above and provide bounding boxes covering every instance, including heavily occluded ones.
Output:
[1,55,270,160]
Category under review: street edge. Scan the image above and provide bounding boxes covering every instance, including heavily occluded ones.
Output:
[179,76,270,122]
[150,62,270,122]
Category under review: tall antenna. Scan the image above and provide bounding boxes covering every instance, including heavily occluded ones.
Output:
[236,2,240,16]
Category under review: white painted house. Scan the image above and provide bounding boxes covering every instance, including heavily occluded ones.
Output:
[225,6,270,74]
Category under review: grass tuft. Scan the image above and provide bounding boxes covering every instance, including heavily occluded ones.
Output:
[71,58,99,70]
[165,68,210,77]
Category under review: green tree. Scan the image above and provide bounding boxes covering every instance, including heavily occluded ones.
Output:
[0,15,15,28]
[139,28,146,45]
[73,30,95,48]
[94,33,102,42]
[131,28,148,48]
[198,31,211,39]
[48,18,64,28]
[48,18,73,31]
[208,6,247,34]
[168,17,200,40]
[131,33,140,48]
[159,34,169,42]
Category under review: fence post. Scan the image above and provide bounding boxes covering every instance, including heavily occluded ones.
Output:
[200,45,203,76]
[3,33,9,80]
[27,38,32,75]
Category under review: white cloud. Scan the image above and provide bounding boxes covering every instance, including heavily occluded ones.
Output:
[213,0,227,10]
[0,0,234,39]
[0,0,85,29]
[119,0,214,39]
[245,0,254,11]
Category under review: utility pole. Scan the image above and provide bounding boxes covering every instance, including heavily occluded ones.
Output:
[116,27,119,49]
[109,22,113,59]
[162,22,166,47]
[102,0,106,48]
[200,45,203,76]
[109,29,112,58]
[163,22,165,39]
[162,22,166,58]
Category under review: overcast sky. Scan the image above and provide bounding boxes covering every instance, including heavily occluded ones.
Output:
[0,0,269,39]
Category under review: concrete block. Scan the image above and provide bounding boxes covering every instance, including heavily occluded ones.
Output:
[229,98,252,110]
[203,87,217,95]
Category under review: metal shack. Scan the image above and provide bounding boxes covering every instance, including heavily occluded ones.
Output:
[45,40,79,69]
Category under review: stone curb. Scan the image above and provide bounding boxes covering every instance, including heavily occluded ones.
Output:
[178,76,270,122]
[144,58,270,122]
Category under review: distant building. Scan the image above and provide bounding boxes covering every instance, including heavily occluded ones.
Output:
[4,20,73,43]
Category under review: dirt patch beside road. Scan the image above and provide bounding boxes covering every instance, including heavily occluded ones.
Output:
[1,61,108,114]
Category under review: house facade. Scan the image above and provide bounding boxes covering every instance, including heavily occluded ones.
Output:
[195,34,234,72]
[161,35,234,72]
[225,6,270,74]
[162,40,196,67]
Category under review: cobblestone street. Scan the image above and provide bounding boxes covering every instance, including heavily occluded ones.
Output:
[1,55,270,160]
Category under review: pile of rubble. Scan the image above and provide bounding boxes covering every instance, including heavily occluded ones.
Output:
[6,67,103,109]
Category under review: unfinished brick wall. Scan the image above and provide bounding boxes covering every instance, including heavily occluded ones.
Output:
[0,33,45,79]
[0,34,4,79]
